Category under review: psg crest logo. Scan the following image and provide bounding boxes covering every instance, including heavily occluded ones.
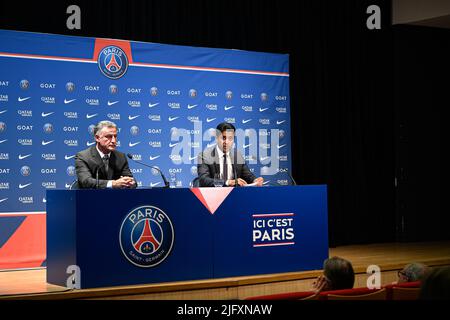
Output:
[98,46,129,80]
[119,205,174,268]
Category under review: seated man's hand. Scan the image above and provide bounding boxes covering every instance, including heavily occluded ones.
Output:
[253,177,264,186]
[113,176,135,189]
[312,275,331,293]
[227,178,248,186]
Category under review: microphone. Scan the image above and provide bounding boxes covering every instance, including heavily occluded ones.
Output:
[286,168,297,186]
[96,162,106,189]
[127,153,170,188]
[233,148,239,187]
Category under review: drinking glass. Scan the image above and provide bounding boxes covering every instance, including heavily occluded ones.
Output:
[213,173,223,188]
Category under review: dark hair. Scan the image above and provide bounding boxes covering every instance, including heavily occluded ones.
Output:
[419,266,450,300]
[323,256,355,290]
[216,122,236,134]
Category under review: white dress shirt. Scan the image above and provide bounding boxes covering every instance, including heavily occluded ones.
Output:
[216,146,233,185]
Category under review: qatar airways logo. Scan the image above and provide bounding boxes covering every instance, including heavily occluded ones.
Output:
[41,96,56,104]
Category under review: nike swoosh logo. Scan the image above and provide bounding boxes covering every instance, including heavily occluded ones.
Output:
[65,155,75,160]
[0,198,8,203]
[259,108,269,112]
[65,184,71,188]
[277,144,287,149]
[260,156,270,161]
[18,154,32,160]
[150,182,161,187]
[224,106,234,111]
[42,140,54,146]
[18,97,31,102]
[187,104,198,109]
[243,144,252,149]
[148,102,159,108]
[129,142,141,147]
[169,142,179,148]
[277,120,286,125]
[108,101,119,106]
[0,139,7,144]
[242,119,252,124]
[19,183,32,189]
[41,112,54,117]
[168,116,179,122]
[86,113,98,119]
[128,115,140,120]
[263,181,270,185]
[86,141,96,146]
[206,118,216,123]
[207,143,216,148]
[64,98,76,104]
[189,156,197,161]
[149,155,160,160]
[0,110,7,115]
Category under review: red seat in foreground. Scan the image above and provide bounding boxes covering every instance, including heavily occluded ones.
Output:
[244,281,422,300]
[319,287,387,300]
[384,281,421,300]
[245,291,317,300]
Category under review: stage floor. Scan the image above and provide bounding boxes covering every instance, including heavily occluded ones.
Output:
[1,241,449,300]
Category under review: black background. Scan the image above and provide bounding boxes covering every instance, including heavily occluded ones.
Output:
[0,0,447,246]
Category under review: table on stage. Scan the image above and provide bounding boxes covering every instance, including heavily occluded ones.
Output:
[46,186,328,289]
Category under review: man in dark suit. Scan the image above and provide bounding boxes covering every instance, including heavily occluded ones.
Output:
[197,122,264,187]
[75,120,136,189]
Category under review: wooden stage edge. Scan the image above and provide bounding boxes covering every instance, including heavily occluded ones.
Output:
[1,241,449,300]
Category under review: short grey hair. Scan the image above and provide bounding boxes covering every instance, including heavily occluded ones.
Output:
[93,120,117,136]
[401,263,428,282]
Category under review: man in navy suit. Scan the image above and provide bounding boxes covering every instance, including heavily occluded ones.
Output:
[197,122,264,187]
[75,120,136,189]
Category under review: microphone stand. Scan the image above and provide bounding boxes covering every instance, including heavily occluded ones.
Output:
[127,154,170,188]
[96,162,106,189]
[286,168,297,186]
[233,148,239,187]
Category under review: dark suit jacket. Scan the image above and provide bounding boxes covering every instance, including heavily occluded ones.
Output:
[197,145,256,187]
[75,146,135,189]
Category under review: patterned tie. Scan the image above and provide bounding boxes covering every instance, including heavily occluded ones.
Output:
[223,154,228,182]
[102,154,109,175]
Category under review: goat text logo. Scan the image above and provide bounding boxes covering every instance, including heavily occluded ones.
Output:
[119,206,174,268]
[98,46,128,79]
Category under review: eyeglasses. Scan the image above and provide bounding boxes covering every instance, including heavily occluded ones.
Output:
[398,270,410,281]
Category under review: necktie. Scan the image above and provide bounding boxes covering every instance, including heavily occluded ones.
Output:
[102,154,109,175]
[223,154,228,181]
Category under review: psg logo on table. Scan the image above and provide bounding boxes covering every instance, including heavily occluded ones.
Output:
[98,46,129,80]
[119,205,174,268]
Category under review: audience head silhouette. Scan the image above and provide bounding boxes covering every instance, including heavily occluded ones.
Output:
[323,256,355,290]
[419,266,450,300]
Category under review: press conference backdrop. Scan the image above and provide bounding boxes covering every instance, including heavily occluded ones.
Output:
[0,29,291,269]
